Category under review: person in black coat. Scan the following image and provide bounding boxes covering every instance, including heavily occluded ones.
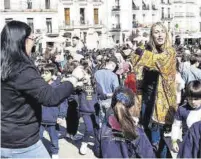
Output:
[1,21,84,158]
[94,86,156,158]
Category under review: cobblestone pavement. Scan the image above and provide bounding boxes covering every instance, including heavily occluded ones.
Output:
[42,119,97,158]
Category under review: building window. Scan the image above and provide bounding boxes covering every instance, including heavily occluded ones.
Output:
[132,14,137,28]
[115,0,120,6]
[45,0,50,9]
[64,8,70,25]
[80,8,85,25]
[27,0,32,9]
[46,18,52,33]
[27,18,34,32]
[162,7,164,19]
[200,22,201,32]
[143,14,145,23]
[168,8,170,18]
[200,7,201,17]
[168,22,170,30]
[5,18,13,23]
[142,1,149,10]
[4,0,10,9]
[94,8,99,25]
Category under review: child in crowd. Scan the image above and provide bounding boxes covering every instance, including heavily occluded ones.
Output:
[62,61,83,141]
[94,87,155,158]
[78,63,107,155]
[177,121,201,158]
[39,63,67,159]
[171,80,201,153]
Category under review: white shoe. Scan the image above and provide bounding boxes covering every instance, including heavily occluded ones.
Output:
[66,133,83,141]
[52,154,59,159]
[80,142,88,155]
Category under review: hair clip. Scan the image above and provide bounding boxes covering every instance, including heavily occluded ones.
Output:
[116,92,130,105]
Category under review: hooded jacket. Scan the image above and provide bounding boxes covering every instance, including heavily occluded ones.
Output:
[94,115,156,158]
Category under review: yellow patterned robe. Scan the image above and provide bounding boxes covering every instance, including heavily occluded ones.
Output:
[131,47,177,125]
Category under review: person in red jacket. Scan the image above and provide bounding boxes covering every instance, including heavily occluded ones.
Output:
[124,72,137,93]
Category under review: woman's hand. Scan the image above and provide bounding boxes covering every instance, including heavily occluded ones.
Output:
[72,66,85,81]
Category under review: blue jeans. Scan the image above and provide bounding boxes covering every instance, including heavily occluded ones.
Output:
[1,140,50,158]
[40,124,59,155]
[99,99,112,127]
[82,113,99,142]
[150,124,168,158]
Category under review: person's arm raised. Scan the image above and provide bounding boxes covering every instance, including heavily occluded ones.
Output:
[14,66,74,106]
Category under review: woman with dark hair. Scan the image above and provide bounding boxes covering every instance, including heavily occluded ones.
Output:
[94,87,155,158]
[1,21,84,158]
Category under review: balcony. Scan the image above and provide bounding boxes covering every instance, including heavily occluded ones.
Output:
[186,13,195,17]
[161,16,173,21]
[60,20,103,30]
[133,6,140,10]
[94,21,104,28]
[93,0,102,2]
[111,24,121,32]
[167,0,172,4]
[132,21,138,28]
[174,0,184,3]
[152,4,158,10]
[2,8,57,12]
[112,5,120,11]
[186,0,195,3]
[62,0,73,5]
[142,5,149,10]
[174,13,185,17]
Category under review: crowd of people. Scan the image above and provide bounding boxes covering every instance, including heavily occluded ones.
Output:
[1,20,201,159]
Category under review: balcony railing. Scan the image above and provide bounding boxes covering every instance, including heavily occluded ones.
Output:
[93,0,102,2]
[133,6,140,10]
[152,5,158,10]
[111,24,121,31]
[2,8,57,12]
[174,14,185,17]
[60,21,103,30]
[142,5,149,10]
[186,0,195,3]
[186,13,195,17]
[174,0,183,3]
[132,21,138,28]
[161,16,173,20]
[112,5,120,11]
[62,0,73,1]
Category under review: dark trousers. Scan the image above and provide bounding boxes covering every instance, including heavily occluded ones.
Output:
[39,124,59,155]
[66,100,79,135]
[140,101,171,158]
[81,113,99,143]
